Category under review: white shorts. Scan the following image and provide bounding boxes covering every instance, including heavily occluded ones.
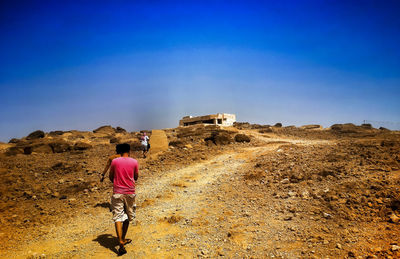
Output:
[111,193,136,222]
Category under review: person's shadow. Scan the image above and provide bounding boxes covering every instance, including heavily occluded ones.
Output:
[93,234,119,254]
[94,202,111,211]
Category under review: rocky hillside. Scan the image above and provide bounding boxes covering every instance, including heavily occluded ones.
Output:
[0,123,399,258]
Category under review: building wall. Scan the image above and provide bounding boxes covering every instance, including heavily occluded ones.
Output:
[179,113,236,126]
[221,114,236,126]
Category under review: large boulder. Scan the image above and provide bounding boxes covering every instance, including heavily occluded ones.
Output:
[233,122,251,129]
[50,140,72,153]
[110,137,121,144]
[48,130,65,136]
[361,123,373,129]
[235,134,251,143]
[26,130,45,140]
[6,139,75,155]
[215,133,233,145]
[330,123,361,133]
[8,138,20,144]
[169,140,185,148]
[73,142,92,151]
[259,127,273,133]
[5,146,24,155]
[205,132,233,145]
[115,127,127,133]
[274,123,282,128]
[93,125,115,134]
[300,124,322,130]
[23,144,53,154]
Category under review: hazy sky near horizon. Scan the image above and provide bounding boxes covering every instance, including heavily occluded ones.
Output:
[1,1,400,141]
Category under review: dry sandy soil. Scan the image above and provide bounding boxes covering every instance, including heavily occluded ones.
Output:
[0,123,399,258]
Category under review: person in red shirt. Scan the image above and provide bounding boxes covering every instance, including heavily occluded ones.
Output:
[109,143,139,256]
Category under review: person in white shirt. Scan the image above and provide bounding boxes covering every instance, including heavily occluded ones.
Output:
[140,132,150,158]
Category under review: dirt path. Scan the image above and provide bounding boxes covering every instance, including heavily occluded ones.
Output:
[4,137,329,258]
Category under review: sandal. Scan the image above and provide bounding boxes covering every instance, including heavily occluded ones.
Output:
[118,246,127,256]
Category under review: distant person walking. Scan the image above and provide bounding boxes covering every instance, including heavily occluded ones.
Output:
[141,132,150,158]
[109,143,139,256]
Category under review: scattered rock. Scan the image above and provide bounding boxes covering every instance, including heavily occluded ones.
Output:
[281,178,290,184]
[23,191,33,199]
[389,213,400,223]
[26,130,45,140]
[391,245,400,251]
[166,215,182,224]
[301,191,310,199]
[283,215,293,221]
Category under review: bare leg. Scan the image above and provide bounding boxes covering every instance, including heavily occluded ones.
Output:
[115,221,124,246]
[122,219,129,242]
[115,221,127,255]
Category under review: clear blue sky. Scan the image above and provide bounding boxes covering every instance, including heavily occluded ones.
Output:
[1,0,400,141]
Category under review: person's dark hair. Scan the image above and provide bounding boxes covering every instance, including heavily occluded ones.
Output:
[116,143,130,154]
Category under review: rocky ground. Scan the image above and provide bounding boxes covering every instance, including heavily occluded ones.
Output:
[0,123,399,258]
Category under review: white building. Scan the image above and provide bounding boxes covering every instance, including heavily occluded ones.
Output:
[179,113,236,127]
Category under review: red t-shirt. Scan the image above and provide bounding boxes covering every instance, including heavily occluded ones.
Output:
[110,157,138,194]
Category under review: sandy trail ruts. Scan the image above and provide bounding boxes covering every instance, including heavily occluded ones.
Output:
[3,137,327,258]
